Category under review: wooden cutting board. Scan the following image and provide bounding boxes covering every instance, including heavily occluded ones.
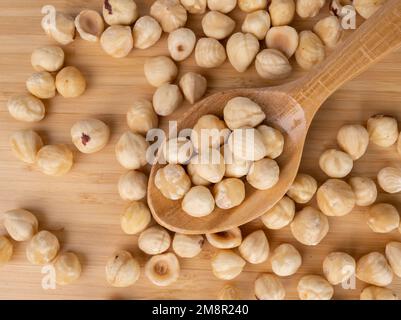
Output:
[1,0,401,300]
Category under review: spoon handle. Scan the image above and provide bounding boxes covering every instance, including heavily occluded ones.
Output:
[291,0,401,115]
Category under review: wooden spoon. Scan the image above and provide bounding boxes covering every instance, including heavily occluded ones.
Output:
[148,0,401,234]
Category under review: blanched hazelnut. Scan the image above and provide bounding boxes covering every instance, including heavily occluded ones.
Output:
[211,250,246,280]
[180,0,207,14]
[182,186,215,217]
[56,66,86,98]
[257,125,284,159]
[53,252,82,285]
[385,241,401,278]
[349,176,377,206]
[41,5,75,45]
[132,16,162,49]
[0,236,13,267]
[26,72,56,99]
[207,0,237,13]
[313,16,342,48]
[153,84,183,116]
[162,137,193,164]
[179,72,207,104]
[7,94,45,122]
[75,10,104,42]
[354,0,386,19]
[238,0,267,12]
[247,158,280,190]
[295,31,325,70]
[150,0,187,32]
[360,286,398,300]
[172,233,204,258]
[228,128,267,161]
[71,119,110,154]
[195,38,227,68]
[168,28,196,61]
[206,227,242,249]
[256,49,292,80]
[261,196,295,229]
[265,26,299,58]
[115,131,149,170]
[241,11,270,40]
[214,178,245,209]
[26,230,60,265]
[336,124,369,160]
[36,144,74,176]
[145,252,180,286]
[139,226,171,255]
[127,99,159,135]
[105,250,140,287]
[190,149,225,183]
[120,201,151,234]
[187,161,211,186]
[9,130,43,164]
[226,32,260,73]
[118,170,148,201]
[2,209,38,242]
[356,252,393,286]
[271,243,302,276]
[290,206,329,246]
[103,0,138,25]
[254,274,285,300]
[269,0,295,26]
[155,164,191,200]
[239,230,269,264]
[218,284,240,300]
[317,179,355,217]
[297,275,334,300]
[319,149,353,178]
[377,167,401,194]
[202,11,235,40]
[323,252,356,285]
[31,46,64,72]
[366,203,400,233]
[287,173,317,204]
[144,56,178,87]
[296,0,325,18]
[224,97,266,130]
[100,26,133,58]
[224,150,252,178]
[191,115,229,151]
[367,115,398,147]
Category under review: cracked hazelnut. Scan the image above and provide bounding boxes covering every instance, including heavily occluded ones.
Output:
[36,144,74,176]
[207,0,237,13]
[261,196,295,229]
[367,115,398,147]
[336,124,369,160]
[228,128,267,161]
[53,252,82,285]
[269,0,295,26]
[295,31,325,70]
[105,250,140,287]
[265,26,299,58]
[195,38,227,68]
[214,178,246,209]
[162,137,193,164]
[56,66,86,98]
[206,227,242,249]
[255,274,285,300]
[100,25,133,58]
[211,250,246,280]
[153,84,183,116]
[319,149,353,178]
[385,241,401,278]
[150,0,187,32]
[144,56,178,87]
[238,0,267,12]
[349,176,377,206]
[172,233,204,258]
[127,99,159,134]
[71,119,110,154]
[132,16,162,49]
[120,201,151,234]
[155,164,191,200]
[182,186,215,217]
[367,203,400,233]
[9,130,43,164]
[313,16,342,48]
[187,161,211,186]
[356,252,393,286]
[317,179,355,217]
[179,72,207,104]
[115,131,149,170]
[75,10,104,42]
[202,11,235,40]
[377,167,401,193]
[239,230,269,264]
[224,97,266,130]
[226,32,260,73]
[191,115,229,151]
[256,49,292,80]
[242,10,270,40]
[145,252,180,286]
[287,173,317,204]
[41,5,75,45]
[26,230,60,265]
[247,158,280,190]
[271,243,302,276]
[297,275,334,300]
[139,226,171,255]
[168,28,196,61]
[0,236,13,267]
[323,252,356,285]
[118,171,148,201]
[26,72,56,99]
[7,94,45,123]
[218,284,240,300]
[190,149,225,183]
[360,286,398,300]
[2,209,38,242]
[296,0,325,18]
[31,46,64,72]
[180,0,207,14]
[257,125,284,159]
[103,0,138,25]
[354,0,386,19]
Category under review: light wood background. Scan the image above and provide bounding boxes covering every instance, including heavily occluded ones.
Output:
[0,0,401,300]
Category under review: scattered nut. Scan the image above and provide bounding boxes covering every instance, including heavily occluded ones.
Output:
[190,149,225,183]
[261,196,295,229]
[155,164,191,200]
[354,0,386,19]
[211,250,246,280]
[319,149,353,178]
[56,66,86,98]
[168,28,196,61]
[254,274,285,300]
[118,170,148,201]
[356,252,393,286]
[26,230,60,265]
[179,72,207,104]
[218,284,240,300]
[132,16,162,49]
[228,128,267,161]
[313,16,342,48]
[75,9,104,42]
[180,0,207,14]
[360,286,398,300]
[317,179,355,217]
[336,124,369,160]
[172,233,204,258]
[295,30,325,70]
[139,226,171,255]
[153,84,183,116]
[9,130,43,164]
[255,49,292,80]
[41,5,75,45]
[214,178,246,209]
[238,0,267,13]
[31,46,64,72]
[202,11,235,40]
[349,176,377,206]
[163,137,193,165]
[127,99,159,135]
[2,209,38,242]
[187,161,211,186]
[115,131,149,170]
[269,0,295,26]
[195,37,227,68]
[366,203,400,233]
[120,201,151,234]
[239,230,269,264]
[246,158,280,190]
[224,97,266,130]
[53,252,82,285]
[150,0,187,32]
[265,26,299,58]
[144,56,178,87]
[367,115,398,147]
[257,125,284,159]
[385,241,401,278]
[242,10,270,40]
[0,236,13,267]
[145,252,180,286]
[26,72,56,99]
[323,252,356,285]
[71,118,110,154]
[103,0,138,25]
[191,115,228,151]
[105,250,140,287]
[207,0,237,13]
[271,243,302,276]
[100,25,133,58]
[36,144,74,176]
[287,173,317,204]
[377,167,401,193]
[297,275,334,300]
[296,0,325,18]
[226,32,260,72]
[7,94,45,122]
[206,227,242,249]
[182,186,215,217]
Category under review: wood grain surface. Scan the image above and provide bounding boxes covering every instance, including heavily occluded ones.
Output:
[0,0,401,300]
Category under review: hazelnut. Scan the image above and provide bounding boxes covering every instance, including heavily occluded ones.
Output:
[224,150,252,178]
[118,170,148,201]
[41,5,75,45]
[145,253,180,286]
[53,252,82,285]
[202,11,236,40]
[336,124,369,160]
[296,0,325,18]
[102,0,138,25]
[0,236,13,267]
[239,230,269,264]
[313,16,342,48]
[297,275,334,300]
[226,32,260,73]
[271,243,302,276]
[100,25,133,58]
[162,137,193,164]
[144,56,178,87]
[182,186,215,217]
[213,178,246,209]
[179,72,207,104]
[269,0,295,26]
[367,115,398,147]
[71,119,110,154]
[120,201,151,234]
[191,114,229,151]
[9,130,43,164]
[256,49,292,80]
[172,233,204,258]
[206,227,242,249]
[31,46,64,72]
[150,0,187,32]
[218,284,240,300]
[168,28,196,61]
[360,286,398,300]
[349,176,377,206]
[26,72,56,99]
[207,0,237,13]
[261,196,295,229]
[323,252,356,285]
[211,250,246,280]
[75,10,104,42]
[377,167,401,194]
[254,274,285,300]
[155,164,191,200]
[195,38,227,68]
[224,97,266,130]
[238,0,267,13]
[242,10,270,40]
[257,125,284,159]
[356,252,393,286]
[139,226,171,255]
[287,173,317,204]
[132,16,162,49]
[295,31,325,70]
[1,209,38,242]
[366,203,400,233]
[7,94,45,123]
[290,206,329,246]
[187,161,211,186]
[354,0,386,19]
[115,131,149,170]
[26,230,60,265]
[385,241,401,278]
[319,149,353,178]
[317,179,355,217]
[36,144,74,177]
[265,26,299,58]
[105,250,140,287]
[246,158,280,190]
[180,0,207,14]
[153,84,183,116]
[190,149,225,183]
[228,128,267,161]
[127,99,159,135]
[55,66,86,98]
